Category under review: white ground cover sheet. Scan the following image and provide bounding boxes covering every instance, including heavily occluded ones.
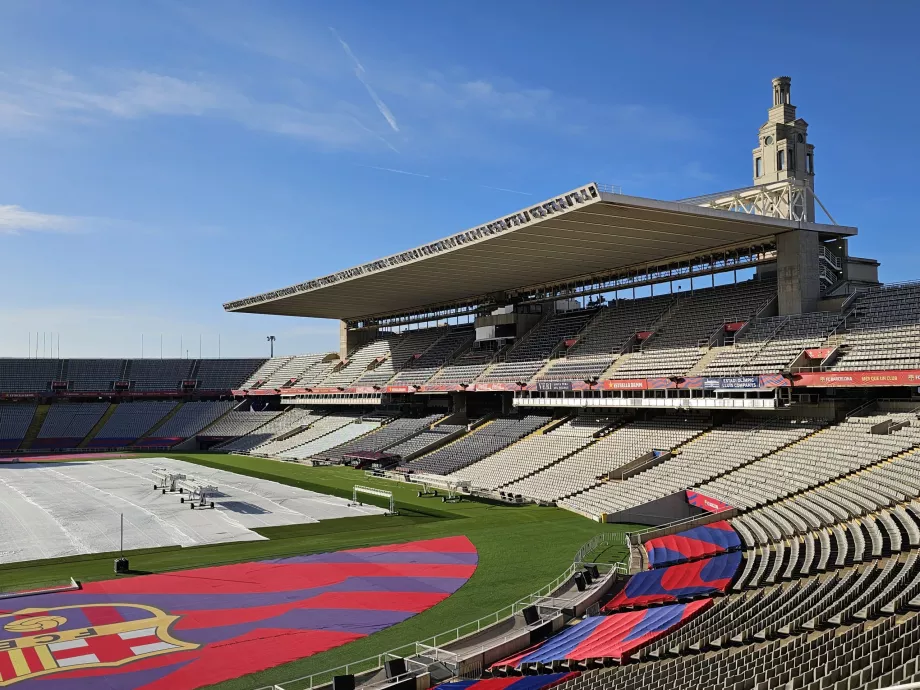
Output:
[0,456,383,565]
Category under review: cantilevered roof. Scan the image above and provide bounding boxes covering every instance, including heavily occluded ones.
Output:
[224,183,855,321]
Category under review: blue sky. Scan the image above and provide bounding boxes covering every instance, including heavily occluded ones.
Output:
[2,1,918,358]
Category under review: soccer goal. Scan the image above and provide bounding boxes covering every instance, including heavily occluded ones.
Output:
[350,485,398,516]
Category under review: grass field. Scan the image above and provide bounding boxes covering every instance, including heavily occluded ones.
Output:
[0,453,640,690]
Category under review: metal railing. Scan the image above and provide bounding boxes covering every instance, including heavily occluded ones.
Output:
[260,534,626,690]
[595,183,623,195]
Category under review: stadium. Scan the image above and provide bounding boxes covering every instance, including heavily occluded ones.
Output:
[3,76,920,690]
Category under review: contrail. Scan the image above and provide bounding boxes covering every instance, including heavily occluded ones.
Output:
[331,27,399,133]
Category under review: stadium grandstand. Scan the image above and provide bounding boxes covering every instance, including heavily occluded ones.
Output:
[7,76,920,690]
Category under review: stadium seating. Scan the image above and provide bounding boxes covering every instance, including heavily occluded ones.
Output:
[479,309,598,383]
[405,415,551,475]
[0,359,63,392]
[126,359,194,391]
[431,347,499,384]
[703,311,841,375]
[449,413,618,492]
[539,295,674,381]
[386,424,466,458]
[66,359,126,391]
[355,327,449,385]
[89,400,178,446]
[322,336,397,387]
[252,412,362,457]
[142,400,234,444]
[0,404,36,450]
[196,359,265,390]
[391,328,476,384]
[215,408,323,453]
[504,416,710,504]
[831,283,920,370]
[314,414,443,462]
[200,410,282,437]
[255,354,328,389]
[561,417,820,520]
[279,417,381,461]
[33,402,109,448]
[605,553,742,609]
[613,279,776,379]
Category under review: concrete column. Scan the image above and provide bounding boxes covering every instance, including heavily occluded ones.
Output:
[339,321,377,360]
[776,230,820,315]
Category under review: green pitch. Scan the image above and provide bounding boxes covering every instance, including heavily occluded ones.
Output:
[0,453,640,690]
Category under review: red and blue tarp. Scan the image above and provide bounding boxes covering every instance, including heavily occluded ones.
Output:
[645,521,741,567]
[436,672,579,690]
[493,601,711,667]
[0,536,476,690]
[604,552,741,610]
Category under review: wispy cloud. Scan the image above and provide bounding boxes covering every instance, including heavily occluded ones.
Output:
[359,164,430,179]
[0,205,85,235]
[330,27,400,133]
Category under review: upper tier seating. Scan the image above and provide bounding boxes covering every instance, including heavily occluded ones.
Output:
[196,359,265,390]
[67,359,126,391]
[216,408,323,453]
[146,400,234,440]
[703,311,841,375]
[91,401,177,443]
[240,357,292,389]
[831,283,920,370]
[406,415,551,475]
[613,279,777,379]
[200,410,282,437]
[0,405,36,447]
[539,295,675,381]
[391,329,476,385]
[322,336,396,387]
[505,416,711,504]
[314,414,443,462]
[449,413,619,491]
[36,402,109,441]
[431,347,498,384]
[259,354,328,389]
[479,309,598,383]
[126,359,194,391]
[561,418,820,520]
[355,328,449,385]
[0,359,63,392]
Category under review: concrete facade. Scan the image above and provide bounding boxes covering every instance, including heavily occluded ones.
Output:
[776,229,821,315]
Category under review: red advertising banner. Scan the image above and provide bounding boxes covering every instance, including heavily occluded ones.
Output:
[636,331,653,340]
[793,370,920,387]
[471,382,521,392]
[418,384,463,392]
[600,379,647,390]
[280,388,309,395]
[686,490,733,513]
[385,385,413,394]
[245,389,279,396]
[724,321,747,332]
[804,348,834,360]
[353,386,380,394]
[564,338,578,348]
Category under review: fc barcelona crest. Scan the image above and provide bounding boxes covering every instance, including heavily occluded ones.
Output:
[0,604,198,685]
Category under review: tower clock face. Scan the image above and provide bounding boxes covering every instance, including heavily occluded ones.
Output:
[797,133,805,143]
[765,135,774,145]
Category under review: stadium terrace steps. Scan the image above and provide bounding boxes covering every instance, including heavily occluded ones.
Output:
[76,403,115,448]
[137,400,186,441]
[17,403,49,450]
[0,404,37,451]
[686,345,729,375]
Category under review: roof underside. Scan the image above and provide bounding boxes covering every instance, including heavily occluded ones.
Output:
[224,184,855,321]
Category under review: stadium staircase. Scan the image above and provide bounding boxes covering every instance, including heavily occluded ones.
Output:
[136,401,186,443]
[687,346,730,375]
[77,403,116,448]
[18,404,50,450]
[600,352,636,378]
